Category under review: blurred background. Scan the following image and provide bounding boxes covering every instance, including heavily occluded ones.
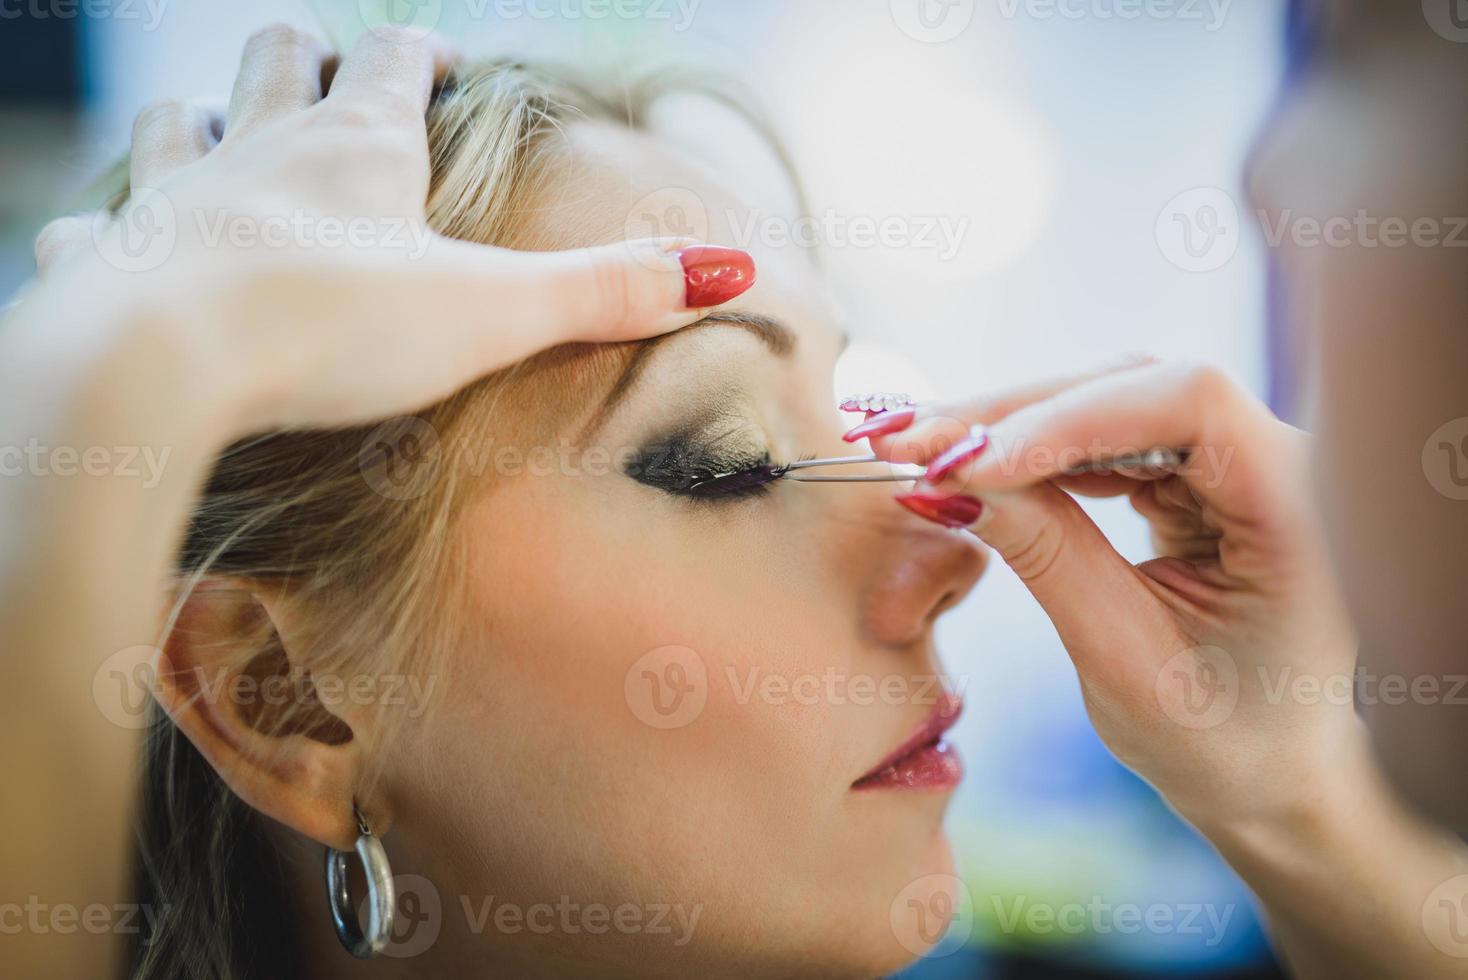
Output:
[1,1,1297,976]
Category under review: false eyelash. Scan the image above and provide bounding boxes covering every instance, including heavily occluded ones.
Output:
[682,453,815,500]
[682,460,793,499]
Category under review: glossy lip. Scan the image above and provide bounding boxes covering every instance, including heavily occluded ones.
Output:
[851,691,964,790]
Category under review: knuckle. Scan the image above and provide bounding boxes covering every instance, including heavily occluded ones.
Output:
[132,98,188,139]
[245,23,313,56]
[587,252,636,331]
[1003,519,1066,585]
[365,25,423,48]
[33,216,85,266]
[1175,362,1234,405]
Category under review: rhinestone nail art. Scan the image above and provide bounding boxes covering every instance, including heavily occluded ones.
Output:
[838,392,916,414]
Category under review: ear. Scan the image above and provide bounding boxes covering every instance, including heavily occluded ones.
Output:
[155,581,383,851]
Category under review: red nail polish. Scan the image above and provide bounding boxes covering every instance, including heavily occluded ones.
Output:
[679,246,756,309]
[926,430,990,483]
[894,492,984,529]
[843,407,918,443]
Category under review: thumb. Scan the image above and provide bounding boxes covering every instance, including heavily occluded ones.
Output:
[456,238,758,344]
[903,481,1160,664]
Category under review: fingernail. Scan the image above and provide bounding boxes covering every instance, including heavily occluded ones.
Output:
[894,492,984,529]
[843,407,918,443]
[926,428,990,483]
[679,246,756,309]
[839,392,914,414]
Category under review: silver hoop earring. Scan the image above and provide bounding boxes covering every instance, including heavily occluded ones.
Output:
[325,804,395,958]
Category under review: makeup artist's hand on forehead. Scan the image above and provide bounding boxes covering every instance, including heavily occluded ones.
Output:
[851,361,1359,830]
[27,25,757,433]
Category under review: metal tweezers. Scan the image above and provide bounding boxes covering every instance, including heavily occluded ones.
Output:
[785,448,1188,483]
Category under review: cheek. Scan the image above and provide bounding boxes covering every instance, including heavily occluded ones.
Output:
[411,484,860,878]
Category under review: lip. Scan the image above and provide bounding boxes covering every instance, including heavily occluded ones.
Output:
[851,691,964,792]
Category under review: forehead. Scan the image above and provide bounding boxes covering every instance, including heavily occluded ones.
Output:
[510,119,831,330]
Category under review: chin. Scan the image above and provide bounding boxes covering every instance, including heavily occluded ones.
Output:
[824,826,961,978]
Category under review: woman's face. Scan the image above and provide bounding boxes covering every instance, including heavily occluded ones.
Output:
[370,120,989,977]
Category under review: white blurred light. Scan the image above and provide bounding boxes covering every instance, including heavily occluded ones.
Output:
[832,339,938,413]
[767,11,1061,281]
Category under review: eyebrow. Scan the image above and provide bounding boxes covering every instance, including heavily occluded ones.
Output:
[579,311,799,441]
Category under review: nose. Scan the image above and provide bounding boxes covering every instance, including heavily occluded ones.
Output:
[857,506,989,648]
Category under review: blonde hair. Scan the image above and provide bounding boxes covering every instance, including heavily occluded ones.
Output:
[125,60,796,979]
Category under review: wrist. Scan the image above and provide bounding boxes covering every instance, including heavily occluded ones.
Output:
[1186,721,1380,873]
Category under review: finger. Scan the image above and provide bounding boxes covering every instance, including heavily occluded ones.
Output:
[326,28,459,119]
[225,24,331,139]
[425,237,757,348]
[130,98,220,189]
[927,362,1289,522]
[1130,480,1222,560]
[869,355,1157,465]
[898,480,1166,674]
[33,214,96,276]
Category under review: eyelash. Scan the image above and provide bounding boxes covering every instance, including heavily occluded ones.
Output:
[680,459,794,500]
[627,440,805,504]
